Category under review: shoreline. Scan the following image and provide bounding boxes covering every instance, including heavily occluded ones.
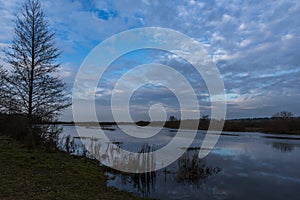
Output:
[53,118,300,135]
[0,135,148,200]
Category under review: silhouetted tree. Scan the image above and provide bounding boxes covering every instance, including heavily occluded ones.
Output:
[3,0,70,145]
[0,66,20,114]
[272,111,293,119]
[169,115,178,122]
[200,114,209,121]
[0,66,6,112]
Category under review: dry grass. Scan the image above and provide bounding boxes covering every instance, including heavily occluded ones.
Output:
[0,135,148,200]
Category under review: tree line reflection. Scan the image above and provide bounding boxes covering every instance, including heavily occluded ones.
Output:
[58,134,221,196]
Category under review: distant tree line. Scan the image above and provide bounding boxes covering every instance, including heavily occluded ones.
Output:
[271,111,293,119]
[163,112,300,134]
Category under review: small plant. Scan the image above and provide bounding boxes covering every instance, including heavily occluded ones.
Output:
[176,152,221,183]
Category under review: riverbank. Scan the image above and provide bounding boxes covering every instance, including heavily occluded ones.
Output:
[0,135,146,200]
[53,117,300,135]
[162,118,300,135]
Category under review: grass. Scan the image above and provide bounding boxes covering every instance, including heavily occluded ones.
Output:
[0,135,147,200]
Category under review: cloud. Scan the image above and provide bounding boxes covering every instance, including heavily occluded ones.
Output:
[1,0,300,120]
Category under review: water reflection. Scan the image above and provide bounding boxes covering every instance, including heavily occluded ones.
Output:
[103,144,157,196]
[264,140,297,153]
[58,135,157,195]
[59,125,300,200]
[176,151,221,184]
[58,132,221,197]
[105,151,221,197]
[272,142,295,152]
[118,171,156,196]
[58,135,87,156]
[58,134,157,172]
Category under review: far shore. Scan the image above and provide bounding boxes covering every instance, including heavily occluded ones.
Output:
[53,117,300,135]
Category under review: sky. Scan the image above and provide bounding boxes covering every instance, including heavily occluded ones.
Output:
[0,0,300,121]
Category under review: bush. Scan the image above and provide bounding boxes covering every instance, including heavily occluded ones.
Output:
[0,114,28,141]
[0,113,61,150]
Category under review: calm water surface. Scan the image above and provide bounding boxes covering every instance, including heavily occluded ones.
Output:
[60,125,300,200]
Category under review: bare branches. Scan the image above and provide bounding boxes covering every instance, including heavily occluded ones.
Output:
[2,0,71,124]
[272,111,294,120]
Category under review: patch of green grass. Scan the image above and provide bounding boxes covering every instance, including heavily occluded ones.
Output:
[0,135,148,200]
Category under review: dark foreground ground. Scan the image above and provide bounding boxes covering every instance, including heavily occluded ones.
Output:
[0,135,146,200]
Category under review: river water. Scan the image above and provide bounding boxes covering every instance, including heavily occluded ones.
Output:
[60,125,300,200]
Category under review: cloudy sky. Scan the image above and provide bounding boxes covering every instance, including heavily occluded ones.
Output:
[1,0,300,121]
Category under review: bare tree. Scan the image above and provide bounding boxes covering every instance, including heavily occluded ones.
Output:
[3,0,70,145]
[0,66,6,112]
[200,114,209,121]
[272,111,293,120]
[168,115,179,122]
[0,66,20,114]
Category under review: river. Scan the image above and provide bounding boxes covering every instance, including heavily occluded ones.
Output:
[59,125,300,200]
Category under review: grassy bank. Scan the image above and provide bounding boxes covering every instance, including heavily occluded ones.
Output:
[0,135,146,200]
